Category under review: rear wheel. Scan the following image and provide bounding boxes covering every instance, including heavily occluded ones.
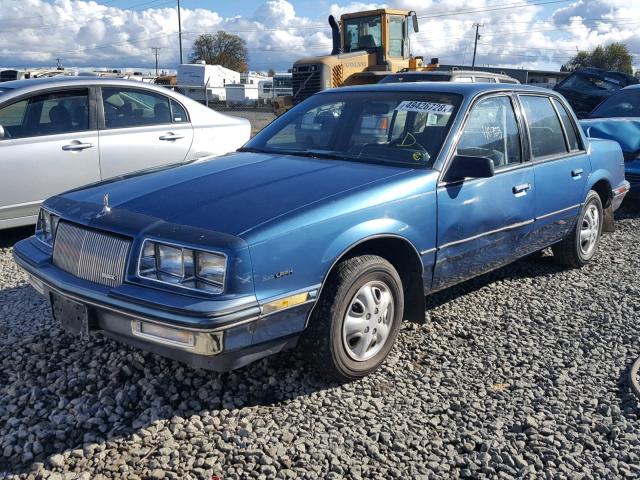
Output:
[552,190,603,268]
[300,255,404,381]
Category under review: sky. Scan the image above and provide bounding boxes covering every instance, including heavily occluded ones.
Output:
[0,0,638,73]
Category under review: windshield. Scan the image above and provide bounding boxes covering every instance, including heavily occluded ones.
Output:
[591,91,640,118]
[380,74,452,84]
[244,91,462,167]
[344,15,382,53]
[561,73,624,92]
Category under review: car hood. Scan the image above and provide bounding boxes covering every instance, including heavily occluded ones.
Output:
[580,117,640,154]
[51,152,412,237]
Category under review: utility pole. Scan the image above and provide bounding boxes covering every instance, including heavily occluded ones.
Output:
[177,0,183,64]
[471,23,483,69]
[151,47,161,76]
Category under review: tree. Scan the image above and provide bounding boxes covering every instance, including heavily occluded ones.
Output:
[267,69,276,77]
[190,32,248,72]
[562,42,633,75]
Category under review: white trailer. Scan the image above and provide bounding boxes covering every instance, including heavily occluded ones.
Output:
[258,79,274,103]
[177,63,240,103]
[225,83,259,107]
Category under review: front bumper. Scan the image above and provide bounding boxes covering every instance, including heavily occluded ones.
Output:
[612,181,631,210]
[13,238,315,371]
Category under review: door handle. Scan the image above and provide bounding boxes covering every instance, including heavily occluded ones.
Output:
[571,168,584,178]
[159,133,184,141]
[62,142,94,151]
[512,183,531,195]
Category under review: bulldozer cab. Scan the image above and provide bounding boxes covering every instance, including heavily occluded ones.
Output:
[339,9,418,70]
[274,8,420,116]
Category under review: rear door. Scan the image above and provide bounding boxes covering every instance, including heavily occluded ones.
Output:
[0,88,100,226]
[517,94,590,249]
[97,86,194,179]
[433,93,536,290]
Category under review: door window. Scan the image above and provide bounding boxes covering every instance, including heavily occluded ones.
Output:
[474,77,496,83]
[456,96,522,168]
[453,76,473,83]
[170,99,188,123]
[0,89,89,139]
[102,88,174,128]
[388,16,405,57]
[551,98,580,151]
[519,95,568,158]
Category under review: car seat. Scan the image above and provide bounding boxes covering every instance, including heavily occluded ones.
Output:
[48,105,72,134]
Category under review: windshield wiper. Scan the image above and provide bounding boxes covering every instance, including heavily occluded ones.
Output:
[292,150,348,160]
[237,146,276,154]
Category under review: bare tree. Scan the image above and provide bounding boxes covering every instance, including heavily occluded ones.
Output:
[190,32,249,72]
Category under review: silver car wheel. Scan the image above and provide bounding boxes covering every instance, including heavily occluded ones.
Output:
[342,280,395,362]
[579,203,600,256]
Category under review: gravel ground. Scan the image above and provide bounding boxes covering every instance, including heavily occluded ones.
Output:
[1,203,639,479]
[212,108,275,137]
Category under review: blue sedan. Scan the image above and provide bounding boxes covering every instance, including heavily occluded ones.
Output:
[579,84,640,200]
[13,83,629,381]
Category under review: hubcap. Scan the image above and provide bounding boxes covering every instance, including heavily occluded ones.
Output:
[579,204,599,256]
[342,280,394,362]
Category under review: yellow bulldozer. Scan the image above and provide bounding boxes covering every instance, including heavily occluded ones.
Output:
[273,8,423,116]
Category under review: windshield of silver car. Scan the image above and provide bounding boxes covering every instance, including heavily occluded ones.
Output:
[245,91,462,167]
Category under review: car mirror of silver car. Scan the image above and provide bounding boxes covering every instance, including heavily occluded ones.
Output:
[444,155,495,183]
[0,125,5,140]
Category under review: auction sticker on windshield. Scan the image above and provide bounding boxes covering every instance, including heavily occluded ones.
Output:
[396,101,454,114]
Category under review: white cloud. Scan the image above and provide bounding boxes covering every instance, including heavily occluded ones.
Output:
[0,0,638,73]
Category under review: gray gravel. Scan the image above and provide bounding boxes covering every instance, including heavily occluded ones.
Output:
[1,204,639,479]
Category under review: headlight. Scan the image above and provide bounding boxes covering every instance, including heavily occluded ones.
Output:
[35,208,60,246]
[138,240,226,294]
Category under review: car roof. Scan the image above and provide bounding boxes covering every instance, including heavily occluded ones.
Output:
[388,70,510,78]
[0,76,166,93]
[324,82,553,96]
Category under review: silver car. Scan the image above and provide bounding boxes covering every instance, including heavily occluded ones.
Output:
[0,77,251,229]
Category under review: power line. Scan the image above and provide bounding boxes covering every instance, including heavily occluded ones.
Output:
[0,0,175,33]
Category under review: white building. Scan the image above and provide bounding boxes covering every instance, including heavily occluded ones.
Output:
[177,63,240,103]
[240,71,269,86]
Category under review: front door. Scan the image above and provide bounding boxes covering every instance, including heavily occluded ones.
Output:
[517,94,590,249]
[0,88,101,227]
[433,94,536,290]
[97,86,194,179]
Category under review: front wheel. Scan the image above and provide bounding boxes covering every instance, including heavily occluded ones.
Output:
[552,190,603,268]
[300,255,404,381]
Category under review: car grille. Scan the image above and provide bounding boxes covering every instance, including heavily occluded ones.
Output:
[292,70,321,104]
[53,222,131,288]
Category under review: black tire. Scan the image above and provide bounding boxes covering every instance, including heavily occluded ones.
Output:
[552,190,603,268]
[300,255,404,382]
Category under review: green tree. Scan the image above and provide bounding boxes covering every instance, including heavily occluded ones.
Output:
[190,32,248,72]
[562,42,633,74]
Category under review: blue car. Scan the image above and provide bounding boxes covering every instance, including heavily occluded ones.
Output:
[579,85,640,200]
[13,83,629,381]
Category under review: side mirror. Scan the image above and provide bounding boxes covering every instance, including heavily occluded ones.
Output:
[410,11,419,33]
[0,125,5,140]
[444,155,495,182]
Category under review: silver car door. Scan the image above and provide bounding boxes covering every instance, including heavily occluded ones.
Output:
[0,88,101,228]
[97,86,194,179]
